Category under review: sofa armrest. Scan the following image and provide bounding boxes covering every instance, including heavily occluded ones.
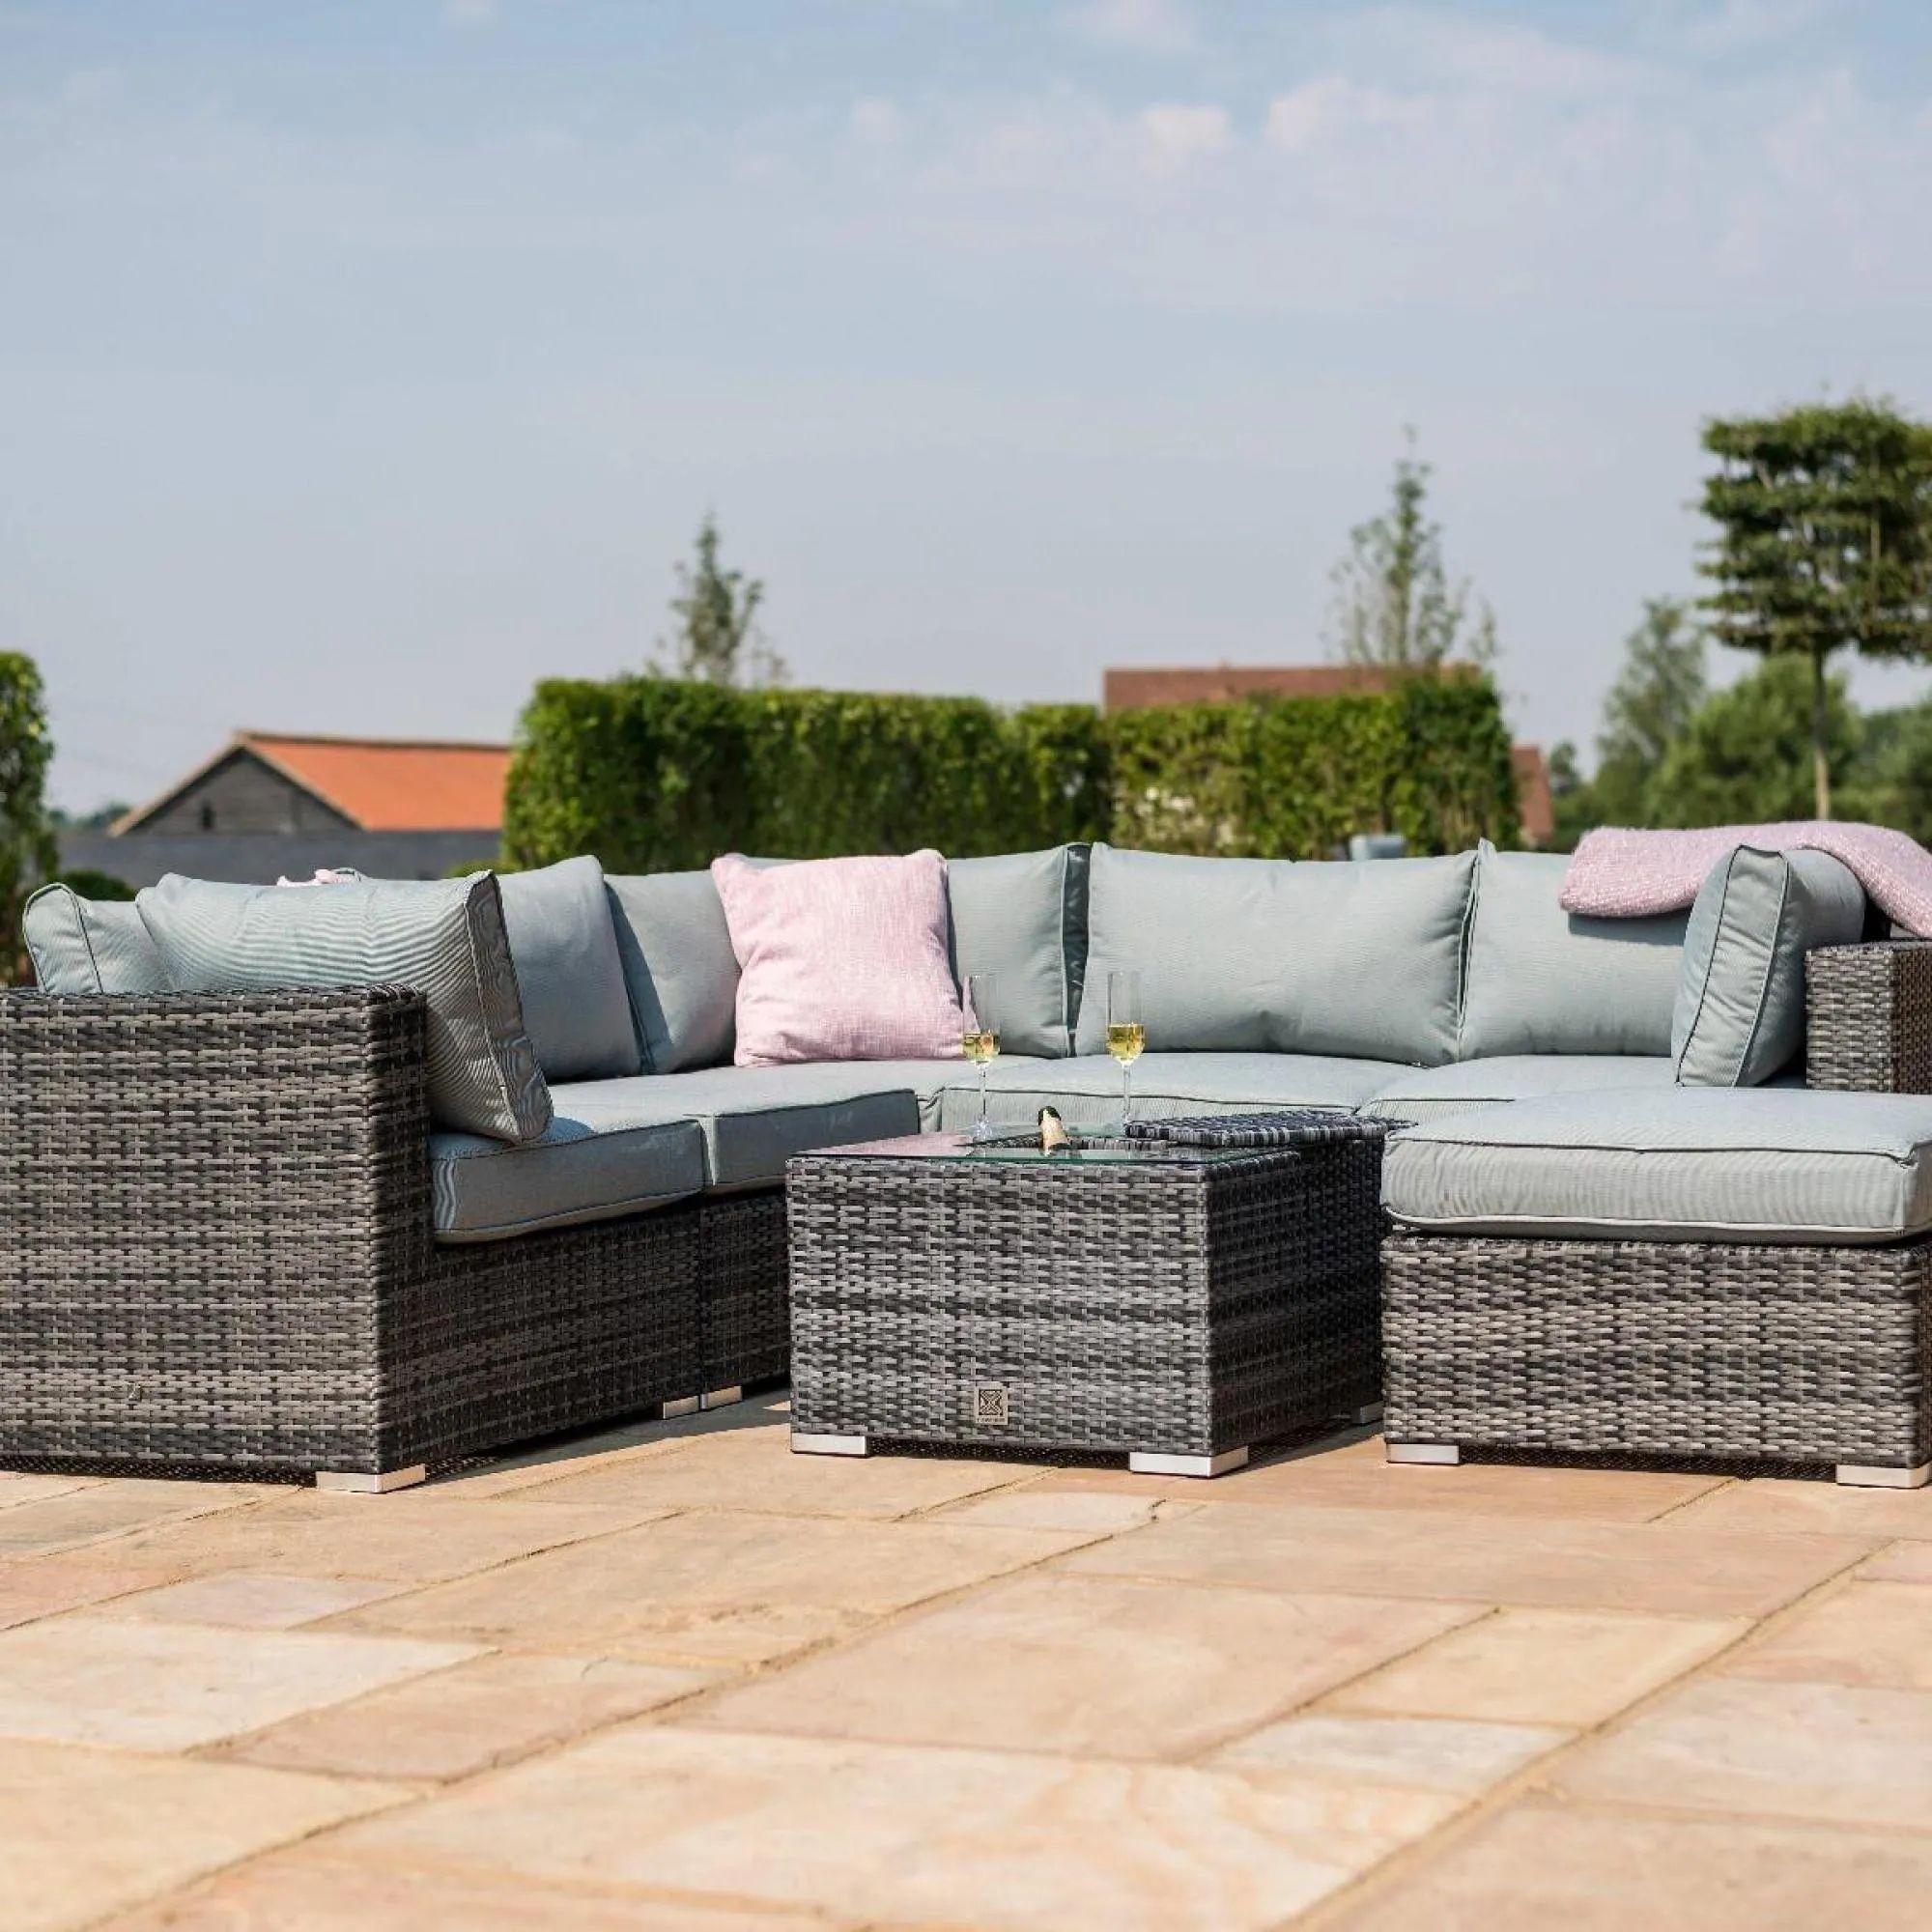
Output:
[1805,942,1932,1094]
[0,986,436,1473]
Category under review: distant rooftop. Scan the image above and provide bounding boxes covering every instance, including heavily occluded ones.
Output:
[115,732,512,836]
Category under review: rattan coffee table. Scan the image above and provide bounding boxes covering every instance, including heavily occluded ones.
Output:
[786,1115,1387,1477]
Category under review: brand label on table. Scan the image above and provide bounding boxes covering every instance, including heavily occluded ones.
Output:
[973,1383,1011,1427]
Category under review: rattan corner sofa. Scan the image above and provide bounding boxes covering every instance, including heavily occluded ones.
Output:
[15,838,1932,1492]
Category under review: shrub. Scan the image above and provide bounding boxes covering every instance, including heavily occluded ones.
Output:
[502,673,1518,870]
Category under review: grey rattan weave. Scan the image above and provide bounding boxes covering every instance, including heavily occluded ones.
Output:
[0,988,707,1483]
[1382,1231,1932,1474]
[787,1128,1385,1466]
[697,1191,790,1393]
[1806,941,1932,1094]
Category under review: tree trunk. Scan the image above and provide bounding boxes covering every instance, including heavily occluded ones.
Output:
[1811,648,1832,820]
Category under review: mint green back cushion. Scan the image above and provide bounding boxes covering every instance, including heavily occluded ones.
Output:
[945,845,1089,1059]
[1672,845,1866,1088]
[1073,844,1474,1065]
[1460,845,1687,1059]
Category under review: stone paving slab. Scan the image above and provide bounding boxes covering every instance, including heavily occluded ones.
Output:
[99,1856,838,1930]
[1057,1497,1872,1616]
[1328,1605,1748,1726]
[1036,1445,1726,1522]
[0,1740,402,1932]
[690,1574,1479,1759]
[0,1615,482,1753]
[1549,1676,1932,1830]
[1321,1802,1932,1930]
[3,1406,1931,1927]
[330,1509,1098,1667]
[215,1651,722,1782]
[338,1723,1442,1932]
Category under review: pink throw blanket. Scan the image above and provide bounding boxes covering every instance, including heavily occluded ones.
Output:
[1562,822,1932,937]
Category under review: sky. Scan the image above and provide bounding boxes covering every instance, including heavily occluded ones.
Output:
[7,0,1932,815]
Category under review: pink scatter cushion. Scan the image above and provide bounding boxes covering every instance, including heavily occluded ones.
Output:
[711,850,966,1066]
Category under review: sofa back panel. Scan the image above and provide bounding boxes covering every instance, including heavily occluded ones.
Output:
[605,869,742,1074]
[1672,844,1866,1088]
[946,845,1088,1058]
[497,856,640,1083]
[24,886,169,994]
[1459,846,1687,1060]
[1072,844,1474,1065]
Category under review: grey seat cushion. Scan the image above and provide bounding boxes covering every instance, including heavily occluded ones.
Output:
[137,871,551,1143]
[934,1051,1394,1135]
[1383,1089,1932,1244]
[559,1061,962,1190]
[1363,1055,1677,1123]
[1074,844,1474,1066]
[431,1114,704,1242]
[946,845,1088,1058]
[23,886,169,994]
[1459,845,1686,1059]
[1672,845,1866,1088]
[498,856,639,1082]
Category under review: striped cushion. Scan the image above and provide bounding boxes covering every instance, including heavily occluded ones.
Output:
[24,886,169,994]
[137,872,551,1143]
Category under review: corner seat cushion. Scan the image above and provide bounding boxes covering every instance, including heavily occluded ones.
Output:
[1074,844,1473,1065]
[933,1051,1393,1135]
[560,1061,972,1190]
[431,1116,705,1242]
[1362,1055,1677,1122]
[1383,1089,1932,1244]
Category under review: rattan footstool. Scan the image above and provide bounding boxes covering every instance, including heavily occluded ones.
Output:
[785,1114,1387,1477]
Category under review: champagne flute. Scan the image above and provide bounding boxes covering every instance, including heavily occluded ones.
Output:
[962,973,1000,1142]
[1106,969,1144,1133]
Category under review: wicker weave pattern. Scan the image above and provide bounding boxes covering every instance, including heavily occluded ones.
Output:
[788,1136,1382,1460]
[1806,941,1932,1094]
[1383,1230,1932,1470]
[697,1191,790,1391]
[1126,1111,1385,1150]
[0,988,701,1480]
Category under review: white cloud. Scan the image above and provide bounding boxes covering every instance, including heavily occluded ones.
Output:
[440,0,496,25]
[1139,102,1232,169]
[849,98,907,146]
[1065,0,1196,56]
[1264,78,1425,154]
[1656,0,1825,57]
[1340,8,1653,98]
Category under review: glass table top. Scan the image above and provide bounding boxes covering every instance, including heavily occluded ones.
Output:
[809,1132,1267,1168]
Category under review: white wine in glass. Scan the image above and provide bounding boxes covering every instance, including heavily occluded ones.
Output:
[1106,969,1144,1133]
[963,973,1000,1142]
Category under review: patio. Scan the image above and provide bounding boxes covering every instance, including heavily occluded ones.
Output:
[5,1403,1930,1930]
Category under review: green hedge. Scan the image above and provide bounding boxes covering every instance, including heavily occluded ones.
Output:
[502,674,1515,872]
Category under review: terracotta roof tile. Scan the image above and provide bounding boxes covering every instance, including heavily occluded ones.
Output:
[240,735,510,832]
